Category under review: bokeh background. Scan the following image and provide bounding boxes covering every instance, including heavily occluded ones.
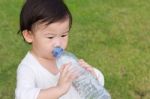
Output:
[0,0,150,99]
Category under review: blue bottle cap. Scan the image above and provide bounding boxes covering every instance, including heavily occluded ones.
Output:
[52,47,64,58]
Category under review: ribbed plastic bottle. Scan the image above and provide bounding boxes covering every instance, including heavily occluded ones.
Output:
[52,47,111,99]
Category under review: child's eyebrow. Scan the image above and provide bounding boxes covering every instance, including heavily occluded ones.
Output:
[44,30,69,35]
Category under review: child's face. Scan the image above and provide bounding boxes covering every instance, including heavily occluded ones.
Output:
[28,19,70,60]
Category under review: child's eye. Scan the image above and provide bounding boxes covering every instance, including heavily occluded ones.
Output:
[61,34,68,37]
[48,37,54,39]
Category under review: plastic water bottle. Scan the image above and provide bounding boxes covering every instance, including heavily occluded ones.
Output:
[52,47,111,99]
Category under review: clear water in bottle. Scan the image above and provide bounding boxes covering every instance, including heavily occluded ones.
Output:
[52,47,111,99]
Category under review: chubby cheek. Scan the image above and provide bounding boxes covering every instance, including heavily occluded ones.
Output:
[40,44,56,59]
[62,37,68,50]
[39,41,52,56]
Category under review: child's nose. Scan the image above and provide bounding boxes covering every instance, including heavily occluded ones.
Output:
[54,37,61,47]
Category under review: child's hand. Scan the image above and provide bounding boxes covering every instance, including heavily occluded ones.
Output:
[78,59,98,79]
[57,63,79,96]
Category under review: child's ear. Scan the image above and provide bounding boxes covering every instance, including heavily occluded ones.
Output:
[22,30,33,43]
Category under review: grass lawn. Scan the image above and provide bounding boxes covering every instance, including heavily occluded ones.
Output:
[0,0,150,99]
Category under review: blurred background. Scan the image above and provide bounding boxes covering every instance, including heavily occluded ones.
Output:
[0,0,150,99]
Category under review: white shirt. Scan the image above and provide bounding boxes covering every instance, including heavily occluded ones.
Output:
[15,52,104,99]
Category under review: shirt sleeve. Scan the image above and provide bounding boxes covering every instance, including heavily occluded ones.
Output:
[15,63,41,99]
[93,68,104,86]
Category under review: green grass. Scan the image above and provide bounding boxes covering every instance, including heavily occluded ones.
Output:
[0,0,150,99]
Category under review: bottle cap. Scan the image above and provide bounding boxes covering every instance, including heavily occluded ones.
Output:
[52,47,64,58]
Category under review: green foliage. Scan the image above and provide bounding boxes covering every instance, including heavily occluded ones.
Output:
[0,0,150,99]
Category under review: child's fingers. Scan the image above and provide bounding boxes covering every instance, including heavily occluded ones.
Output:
[68,67,81,79]
[60,62,71,77]
[59,62,71,72]
[78,59,98,79]
[63,65,80,81]
[78,59,91,69]
[59,62,79,81]
[86,68,97,78]
[59,64,66,73]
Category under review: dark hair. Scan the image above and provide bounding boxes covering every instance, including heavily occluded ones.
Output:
[19,0,72,33]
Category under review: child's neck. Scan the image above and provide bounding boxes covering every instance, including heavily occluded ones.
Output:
[38,58,59,75]
[30,51,59,75]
